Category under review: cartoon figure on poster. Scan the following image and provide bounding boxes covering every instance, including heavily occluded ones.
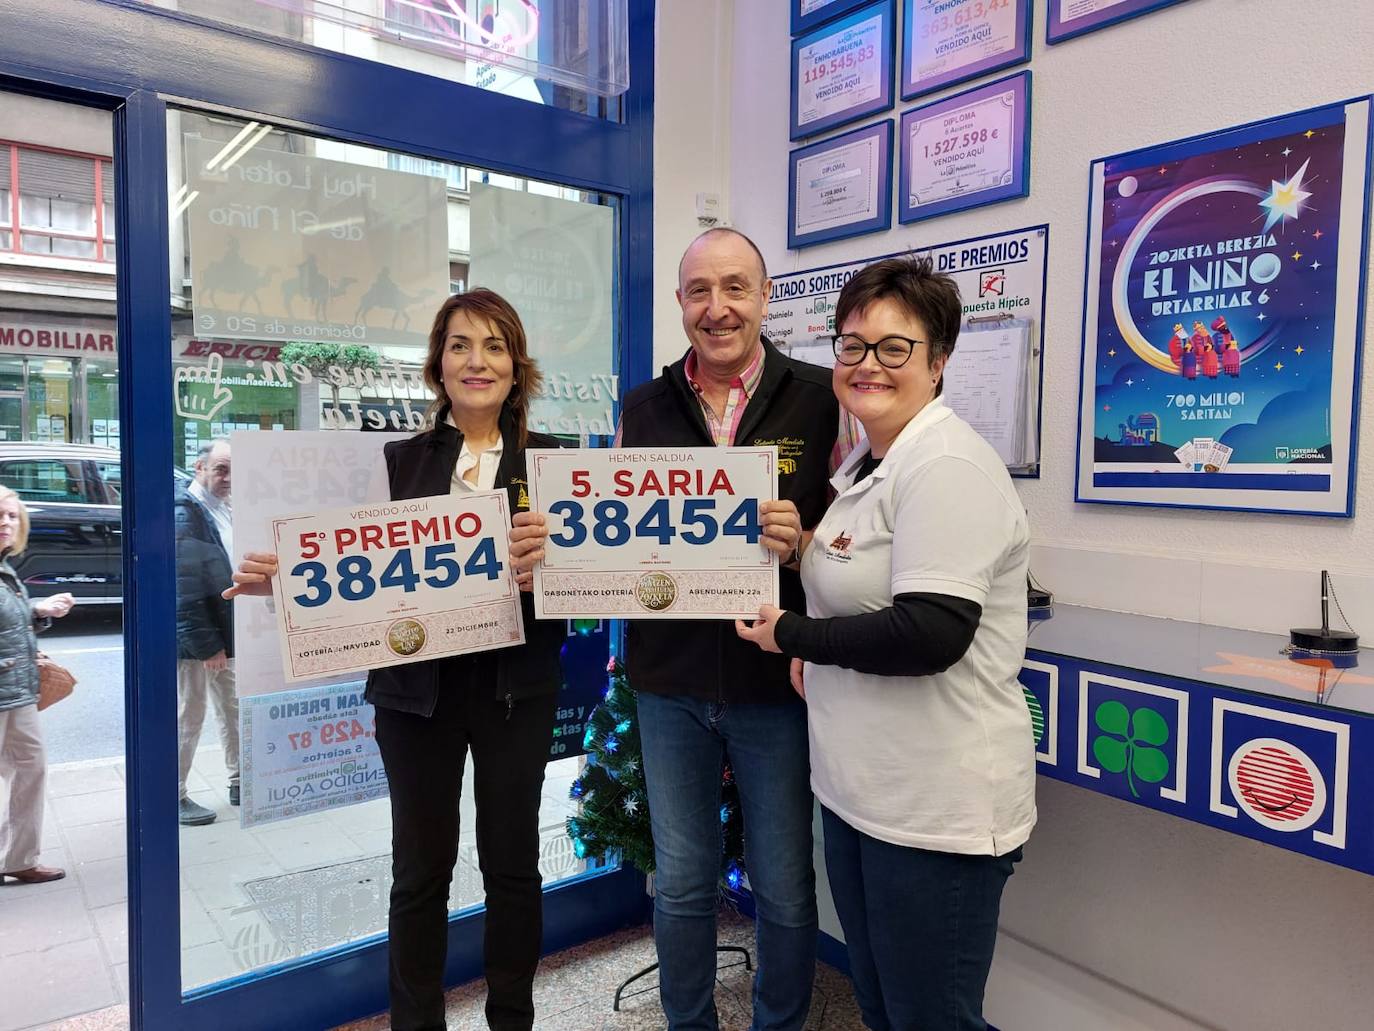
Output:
[1091,111,1347,483]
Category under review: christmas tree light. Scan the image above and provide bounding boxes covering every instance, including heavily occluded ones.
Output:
[568,656,746,887]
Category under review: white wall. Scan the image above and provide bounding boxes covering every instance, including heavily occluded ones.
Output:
[726,0,1374,636]
[653,0,735,375]
[655,0,1374,1027]
[0,92,112,155]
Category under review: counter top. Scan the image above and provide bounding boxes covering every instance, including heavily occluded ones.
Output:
[1025,605,1372,716]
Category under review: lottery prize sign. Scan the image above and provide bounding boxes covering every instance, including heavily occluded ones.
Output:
[271,491,522,682]
[529,447,779,619]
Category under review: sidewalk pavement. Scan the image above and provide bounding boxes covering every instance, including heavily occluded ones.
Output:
[1,746,584,1031]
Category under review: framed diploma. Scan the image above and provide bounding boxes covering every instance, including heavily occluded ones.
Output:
[270,491,523,682]
[901,0,1032,100]
[528,447,779,620]
[899,70,1030,225]
[792,0,874,35]
[788,120,893,249]
[1046,0,1191,45]
[791,0,896,141]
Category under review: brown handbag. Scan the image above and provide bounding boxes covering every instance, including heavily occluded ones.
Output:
[36,652,77,711]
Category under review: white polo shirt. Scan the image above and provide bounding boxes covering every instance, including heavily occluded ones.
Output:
[800,397,1036,856]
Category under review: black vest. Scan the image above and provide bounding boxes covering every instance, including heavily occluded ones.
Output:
[618,339,839,705]
[363,408,565,717]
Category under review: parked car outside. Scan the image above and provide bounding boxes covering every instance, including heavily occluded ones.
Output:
[0,442,189,606]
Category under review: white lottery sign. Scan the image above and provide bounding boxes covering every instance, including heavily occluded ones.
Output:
[271,491,523,682]
[528,447,778,620]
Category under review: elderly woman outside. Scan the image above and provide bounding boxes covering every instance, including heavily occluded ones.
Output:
[0,485,76,884]
[737,255,1036,1031]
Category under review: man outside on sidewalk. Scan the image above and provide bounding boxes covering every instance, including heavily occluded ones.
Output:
[174,438,239,827]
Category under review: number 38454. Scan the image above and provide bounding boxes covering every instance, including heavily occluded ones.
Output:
[289,541,504,607]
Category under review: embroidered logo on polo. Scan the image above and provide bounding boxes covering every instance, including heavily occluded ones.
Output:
[750,436,805,476]
[1209,699,1348,847]
[823,529,854,562]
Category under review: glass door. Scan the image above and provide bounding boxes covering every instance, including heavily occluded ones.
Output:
[0,89,125,1031]
[166,109,624,993]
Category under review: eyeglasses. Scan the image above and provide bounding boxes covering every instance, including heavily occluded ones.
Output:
[831,334,924,369]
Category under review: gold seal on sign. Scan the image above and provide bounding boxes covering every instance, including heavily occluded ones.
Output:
[386,618,427,656]
[636,572,678,612]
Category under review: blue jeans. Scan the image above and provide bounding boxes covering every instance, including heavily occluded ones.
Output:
[638,692,818,1031]
[821,806,1021,1031]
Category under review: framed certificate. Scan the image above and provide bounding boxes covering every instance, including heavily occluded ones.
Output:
[528,447,779,620]
[898,70,1030,224]
[902,0,1032,100]
[270,491,523,682]
[1046,0,1191,45]
[792,0,875,35]
[788,120,893,249]
[791,0,895,141]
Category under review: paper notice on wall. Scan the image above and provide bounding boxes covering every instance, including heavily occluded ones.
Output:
[468,182,616,438]
[185,137,449,348]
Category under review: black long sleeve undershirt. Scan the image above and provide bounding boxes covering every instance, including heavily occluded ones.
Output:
[774,592,983,677]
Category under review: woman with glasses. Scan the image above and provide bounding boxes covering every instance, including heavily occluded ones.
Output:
[737,255,1035,1030]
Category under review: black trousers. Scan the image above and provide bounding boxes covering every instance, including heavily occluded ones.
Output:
[375,685,558,1031]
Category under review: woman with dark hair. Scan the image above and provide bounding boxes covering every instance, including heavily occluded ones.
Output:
[737,256,1036,1030]
[228,289,563,1031]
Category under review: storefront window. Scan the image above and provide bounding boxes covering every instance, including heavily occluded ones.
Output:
[0,141,114,263]
[139,0,629,112]
[29,359,73,442]
[168,109,619,991]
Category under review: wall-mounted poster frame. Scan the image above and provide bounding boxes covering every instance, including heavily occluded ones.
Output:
[790,0,896,141]
[1074,96,1373,516]
[788,120,893,249]
[902,0,1032,101]
[793,0,875,35]
[1046,0,1191,45]
[898,70,1030,225]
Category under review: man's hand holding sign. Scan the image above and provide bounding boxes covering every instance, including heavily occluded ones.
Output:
[512,446,800,619]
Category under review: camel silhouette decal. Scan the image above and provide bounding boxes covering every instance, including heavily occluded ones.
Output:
[354,267,436,331]
[201,238,277,312]
[282,256,357,322]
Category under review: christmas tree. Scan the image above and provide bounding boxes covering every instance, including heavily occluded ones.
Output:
[569,656,746,891]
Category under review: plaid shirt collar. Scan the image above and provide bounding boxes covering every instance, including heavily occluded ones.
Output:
[684,342,766,445]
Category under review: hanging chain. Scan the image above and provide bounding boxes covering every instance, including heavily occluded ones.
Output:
[1326,573,1354,632]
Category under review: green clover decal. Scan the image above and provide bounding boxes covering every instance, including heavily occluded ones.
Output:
[1091,700,1170,798]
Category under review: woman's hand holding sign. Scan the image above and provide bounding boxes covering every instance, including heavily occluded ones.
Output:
[508,512,549,592]
[223,552,278,600]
